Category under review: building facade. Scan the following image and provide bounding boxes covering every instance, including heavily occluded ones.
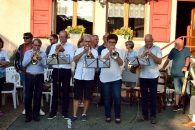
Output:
[0,0,194,56]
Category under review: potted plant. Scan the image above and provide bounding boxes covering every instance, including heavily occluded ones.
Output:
[113,27,134,40]
[65,25,85,34]
[65,25,86,47]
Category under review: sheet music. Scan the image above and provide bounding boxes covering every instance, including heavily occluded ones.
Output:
[128,57,150,66]
[46,54,70,65]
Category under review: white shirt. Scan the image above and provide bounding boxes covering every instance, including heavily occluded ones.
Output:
[74,47,98,80]
[138,45,162,79]
[48,42,75,69]
[100,48,123,83]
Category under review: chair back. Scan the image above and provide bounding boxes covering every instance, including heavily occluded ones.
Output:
[44,68,53,82]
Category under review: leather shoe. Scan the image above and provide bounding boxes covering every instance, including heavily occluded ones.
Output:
[33,116,40,121]
[150,117,157,124]
[25,117,32,122]
[115,118,121,123]
[183,121,195,127]
[105,118,111,123]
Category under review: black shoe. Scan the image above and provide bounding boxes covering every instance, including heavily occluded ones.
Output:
[150,117,156,124]
[105,117,111,123]
[81,114,87,121]
[33,116,40,121]
[98,102,104,106]
[70,116,78,121]
[25,116,32,122]
[63,114,69,120]
[48,113,56,120]
[173,105,180,112]
[143,115,149,120]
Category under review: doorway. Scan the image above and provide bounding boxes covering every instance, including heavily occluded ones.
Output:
[176,1,195,39]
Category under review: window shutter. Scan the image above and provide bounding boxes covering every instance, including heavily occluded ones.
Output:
[149,0,172,42]
[31,0,52,38]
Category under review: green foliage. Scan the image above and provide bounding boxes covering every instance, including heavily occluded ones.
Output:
[113,27,134,40]
[65,25,86,34]
[9,49,17,66]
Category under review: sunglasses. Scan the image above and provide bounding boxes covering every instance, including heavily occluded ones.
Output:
[23,37,30,40]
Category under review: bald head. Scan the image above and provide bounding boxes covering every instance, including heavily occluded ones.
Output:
[175,38,184,50]
[144,34,154,48]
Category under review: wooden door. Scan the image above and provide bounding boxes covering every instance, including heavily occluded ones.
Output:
[31,0,52,38]
[149,0,172,42]
[188,8,195,55]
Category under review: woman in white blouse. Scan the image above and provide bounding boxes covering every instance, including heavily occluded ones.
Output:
[99,34,123,123]
[0,37,10,116]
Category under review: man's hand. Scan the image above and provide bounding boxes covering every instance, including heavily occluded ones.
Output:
[182,66,188,72]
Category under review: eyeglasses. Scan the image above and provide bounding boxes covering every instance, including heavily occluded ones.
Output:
[84,40,91,43]
[33,44,41,47]
[125,44,130,46]
[23,37,30,40]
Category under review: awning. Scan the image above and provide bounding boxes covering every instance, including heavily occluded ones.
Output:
[107,0,146,4]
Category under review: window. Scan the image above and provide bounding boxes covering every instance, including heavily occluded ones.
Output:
[128,4,145,37]
[107,3,124,33]
[56,0,73,34]
[106,1,146,38]
[77,0,93,34]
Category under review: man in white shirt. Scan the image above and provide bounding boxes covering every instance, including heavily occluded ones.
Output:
[138,34,162,124]
[71,34,98,121]
[99,34,123,123]
[48,30,75,119]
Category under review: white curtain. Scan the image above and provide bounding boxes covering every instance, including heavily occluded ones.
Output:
[57,0,73,16]
[108,0,146,4]
[108,3,124,17]
[129,4,145,18]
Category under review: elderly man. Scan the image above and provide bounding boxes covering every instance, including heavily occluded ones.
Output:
[138,34,162,124]
[161,38,190,112]
[71,34,98,121]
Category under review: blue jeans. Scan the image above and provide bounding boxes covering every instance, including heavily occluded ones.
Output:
[20,73,26,102]
[140,77,158,118]
[102,80,122,118]
[173,77,183,95]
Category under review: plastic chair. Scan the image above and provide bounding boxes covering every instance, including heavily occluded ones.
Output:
[1,66,19,109]
[42,68,53,111]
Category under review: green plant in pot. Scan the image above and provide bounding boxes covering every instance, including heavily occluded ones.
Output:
[113,27,134,40]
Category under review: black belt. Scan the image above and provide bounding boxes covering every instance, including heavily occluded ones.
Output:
[25,72,43,76]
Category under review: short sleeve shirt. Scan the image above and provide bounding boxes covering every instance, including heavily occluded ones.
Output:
[168,47,190,77]
[138,45,162,79]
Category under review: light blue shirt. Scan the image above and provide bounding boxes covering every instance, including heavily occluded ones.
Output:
[22,49,46,74]
[0,50,10,78]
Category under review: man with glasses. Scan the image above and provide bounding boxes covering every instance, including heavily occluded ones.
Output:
[71,34,98,121]
[22,39,46,122]
[48,30,75,119]
[45,34,58,56]
[15,32,33,114]
[15,32,45,116]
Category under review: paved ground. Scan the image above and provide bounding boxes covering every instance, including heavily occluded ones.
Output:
[2,103,194,130]
[0,93,195,130]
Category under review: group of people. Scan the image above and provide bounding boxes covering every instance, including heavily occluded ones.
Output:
[0,30,194,127]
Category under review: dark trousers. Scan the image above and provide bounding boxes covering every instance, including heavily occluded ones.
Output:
[25,73,44,118]
[103,80,122,118]
[140,77,158,118]
[51,68,71,116]
[0,77,5,107]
